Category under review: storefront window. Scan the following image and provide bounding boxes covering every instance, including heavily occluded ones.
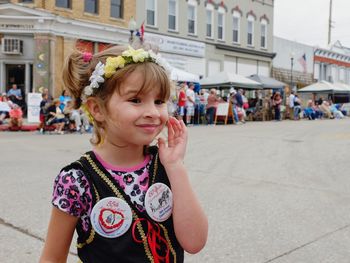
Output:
[111,0,123,19]
[56,0,71,9]
[85,0,98,14]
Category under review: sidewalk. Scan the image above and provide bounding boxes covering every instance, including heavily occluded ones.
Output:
[0,118,39,131]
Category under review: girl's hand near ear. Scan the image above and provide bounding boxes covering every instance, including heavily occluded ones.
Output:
[158,117,187,170]
[158,117,208,253]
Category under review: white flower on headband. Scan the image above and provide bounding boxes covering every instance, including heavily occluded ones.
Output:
[81,61,105,101]
[89,61,105,88]
[148,50,171,74]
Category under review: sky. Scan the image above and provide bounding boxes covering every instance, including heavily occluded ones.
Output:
[274,0,350,48]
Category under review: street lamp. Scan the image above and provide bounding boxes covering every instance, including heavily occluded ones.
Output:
[290,52,295,92]
[128,16,137,43]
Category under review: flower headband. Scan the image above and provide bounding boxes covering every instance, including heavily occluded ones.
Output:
[82,46,171,102]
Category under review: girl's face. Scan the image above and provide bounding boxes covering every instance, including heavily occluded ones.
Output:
[103,69,169,147]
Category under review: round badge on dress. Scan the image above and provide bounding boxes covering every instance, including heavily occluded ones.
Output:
[144,183,173,222]
[90,197,132,238]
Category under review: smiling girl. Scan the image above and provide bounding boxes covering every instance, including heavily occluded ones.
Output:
[39,45,208,263]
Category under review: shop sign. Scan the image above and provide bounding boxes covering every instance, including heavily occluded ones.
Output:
[27,93,42,123]
[145,32,205,58]
[0,24,34,31]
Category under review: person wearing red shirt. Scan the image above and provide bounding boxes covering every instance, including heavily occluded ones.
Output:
[9,104,23,128]
[177,84,187,121]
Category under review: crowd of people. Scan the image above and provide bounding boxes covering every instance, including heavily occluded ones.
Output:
[287,91,347,121]
[170,83,348,125]
[38,89,92,134]
[0,86,92,134]
[0,84,24,129]
[0,83,348,132]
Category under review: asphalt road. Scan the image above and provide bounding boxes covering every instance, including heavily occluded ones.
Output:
[1,119,350,263]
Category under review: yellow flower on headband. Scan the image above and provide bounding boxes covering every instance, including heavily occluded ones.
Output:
[122,46,149,63]
[105,56,126,78]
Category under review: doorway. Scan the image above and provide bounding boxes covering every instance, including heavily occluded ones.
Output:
[6,64,25,90]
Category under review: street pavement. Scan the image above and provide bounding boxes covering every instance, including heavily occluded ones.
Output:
[1,119,350,263]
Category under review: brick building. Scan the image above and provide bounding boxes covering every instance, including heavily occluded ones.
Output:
[0,0,134,98]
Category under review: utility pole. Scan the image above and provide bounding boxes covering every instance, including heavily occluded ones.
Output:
[328,0,333,45]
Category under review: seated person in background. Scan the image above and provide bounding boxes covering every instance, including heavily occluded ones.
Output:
[319,100,333,119]
[63,100,90,132]
[337,103,347,116]
[7,84,23,108]
[313,102,323,119]
[59,89,71,112]
[46,98,67,134]
[9,104,23,129]
[0,93,13,124]
[303,100,316,120]
[330,102,344,119]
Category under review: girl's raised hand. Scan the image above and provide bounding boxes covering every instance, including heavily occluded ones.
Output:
[158,117,187,169]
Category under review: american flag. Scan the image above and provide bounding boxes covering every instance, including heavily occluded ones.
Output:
[140,21,145,42]
[298,53,307,73]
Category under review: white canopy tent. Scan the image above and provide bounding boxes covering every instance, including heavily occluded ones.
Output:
[199,71,262,89]
[170,67,200,83]
[333,82,350,93]
[298,81,350,93]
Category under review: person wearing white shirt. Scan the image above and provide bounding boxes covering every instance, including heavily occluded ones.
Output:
[0,94,13,124]
[288,91,295,120]
[185,83,196,125]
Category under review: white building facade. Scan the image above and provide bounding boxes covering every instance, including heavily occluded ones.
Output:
[272,37,314,89]
[314,41,350,84]
[136,0,275,79]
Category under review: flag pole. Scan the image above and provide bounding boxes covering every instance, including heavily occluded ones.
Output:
[328,0,333,45]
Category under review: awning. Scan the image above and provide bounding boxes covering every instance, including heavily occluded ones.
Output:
[298,81,350,93]
[170,67,200,83]
[199,71,262,89]
[333,82,350,93]
[247,74,287,89]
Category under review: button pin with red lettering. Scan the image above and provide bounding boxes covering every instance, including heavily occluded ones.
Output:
[90,197,132,238]
[144,183,173,222]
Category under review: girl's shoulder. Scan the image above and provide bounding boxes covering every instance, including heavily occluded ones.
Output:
[56,160,89,187]
[53,161,92,217]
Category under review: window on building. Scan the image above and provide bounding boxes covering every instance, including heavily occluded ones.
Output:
[206,4,214,38]
[111,0,123,18]
[217,7,225,40]
[85,0,98,14]
[168,0,177,31]
[20,0,33,2]
[188,2,197,35]
[247,15,255,46]
[232,11,240,44]
[146,0,156,26]
[56,0,71,9]
[260,19,267,48]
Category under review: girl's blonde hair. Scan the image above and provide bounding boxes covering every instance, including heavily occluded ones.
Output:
[62,44,171,145]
